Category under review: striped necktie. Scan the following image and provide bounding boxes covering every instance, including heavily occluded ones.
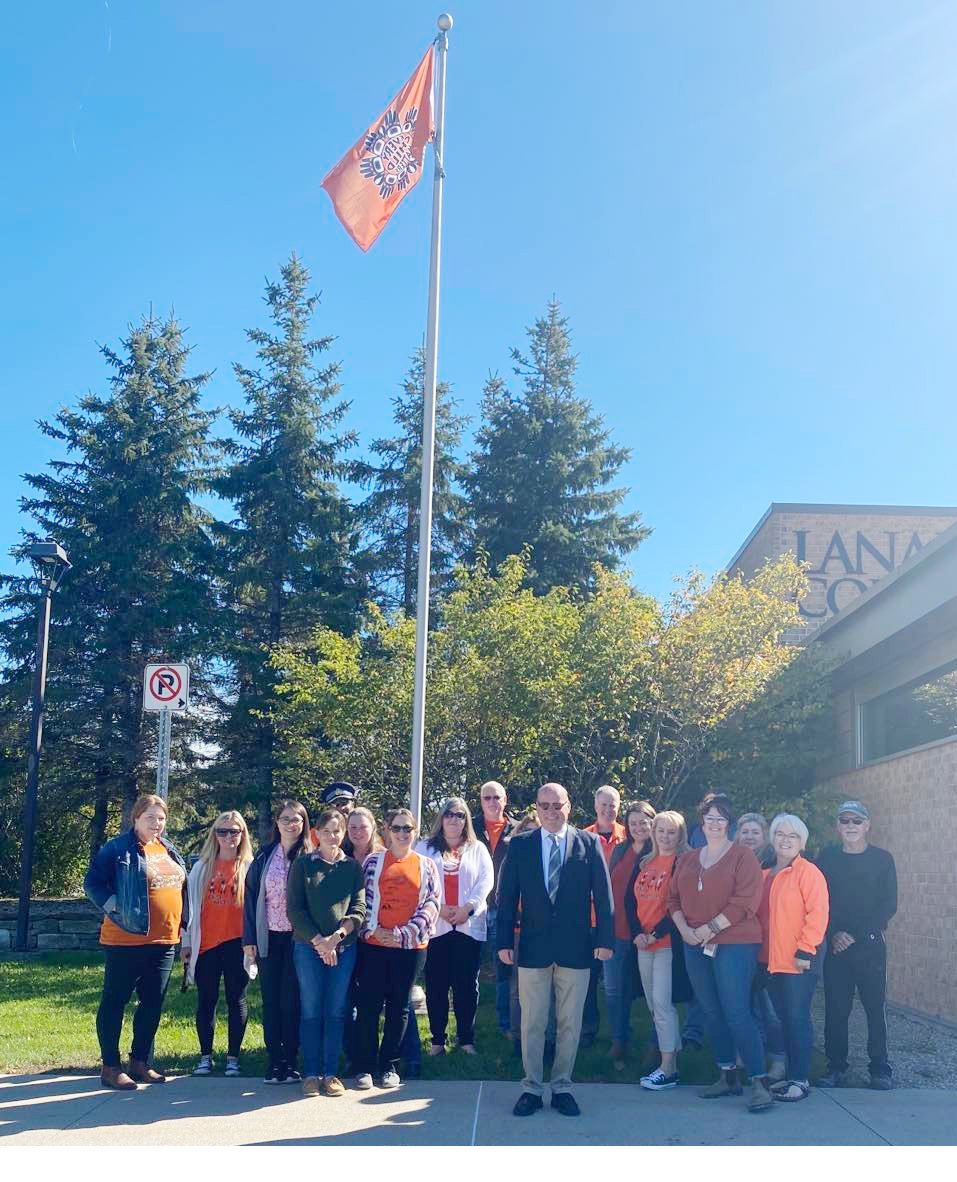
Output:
[547,833,562,903]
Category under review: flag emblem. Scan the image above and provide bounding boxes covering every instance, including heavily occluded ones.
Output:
[360,107,423,199]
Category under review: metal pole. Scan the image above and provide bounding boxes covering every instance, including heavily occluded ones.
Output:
[409,14,452,829]
[156,708,172,800]
[15,584,53,951]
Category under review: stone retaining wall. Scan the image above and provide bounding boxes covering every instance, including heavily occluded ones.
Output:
[0,898,103,952]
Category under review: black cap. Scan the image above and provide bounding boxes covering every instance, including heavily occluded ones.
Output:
[322,781,358,805]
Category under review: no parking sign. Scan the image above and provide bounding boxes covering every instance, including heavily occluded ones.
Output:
[143,663,190,712]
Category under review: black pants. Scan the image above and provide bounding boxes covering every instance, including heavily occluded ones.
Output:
[259,930,300,1069]
[823,937,890,1077]
[194,937,249,1057]
[96,943,176,1067]
[425,930,483,1046]
[581,954,602,1039]
[354,942,426,1075]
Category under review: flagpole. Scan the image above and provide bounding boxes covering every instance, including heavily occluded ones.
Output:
[410,13,452,829]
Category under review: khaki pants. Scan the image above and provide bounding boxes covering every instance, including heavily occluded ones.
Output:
[637,945,680,1054]
[518,964,590,1096]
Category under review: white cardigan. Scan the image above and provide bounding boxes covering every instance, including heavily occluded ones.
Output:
[415,838,494,941]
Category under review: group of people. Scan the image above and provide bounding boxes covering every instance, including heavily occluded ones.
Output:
[82,777,898,1122]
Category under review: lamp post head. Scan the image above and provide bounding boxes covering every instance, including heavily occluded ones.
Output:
[28,540,69,566]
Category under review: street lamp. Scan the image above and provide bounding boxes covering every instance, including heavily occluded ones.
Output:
[15,539,71,952]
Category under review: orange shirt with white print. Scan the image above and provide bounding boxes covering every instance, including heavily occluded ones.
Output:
[199,859,244,953]
[635,853,676,951]
[100,840,185,946]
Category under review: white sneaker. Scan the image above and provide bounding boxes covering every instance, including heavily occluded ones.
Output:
[192,1055,213,1076]
[224,1057,241,1077]
[354,1073,373,1090]
[377,1070,401,1088]
[640,1068,679,1091]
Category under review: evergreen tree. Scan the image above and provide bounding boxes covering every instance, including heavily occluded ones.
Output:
[356,349,469,615]
[0,314,219,876]
[467,300,649,592]
[213,255,364,831]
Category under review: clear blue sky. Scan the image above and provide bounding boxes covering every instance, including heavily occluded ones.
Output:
[3,1,956,602]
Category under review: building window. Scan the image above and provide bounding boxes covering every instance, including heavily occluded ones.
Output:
[861,660,957,763]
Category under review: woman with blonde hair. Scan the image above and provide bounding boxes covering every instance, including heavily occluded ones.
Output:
[627,810,691,1090]
[347,806,383,866]
[183,810,254,1076]
[736,812,774,869]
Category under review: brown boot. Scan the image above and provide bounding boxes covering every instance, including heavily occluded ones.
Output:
[101,1065,138,1091]
[128,1058,166,1084]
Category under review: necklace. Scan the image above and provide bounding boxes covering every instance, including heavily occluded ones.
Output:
[697,841,731,889]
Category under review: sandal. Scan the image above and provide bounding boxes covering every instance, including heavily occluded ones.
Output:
[773,1080,810,1102]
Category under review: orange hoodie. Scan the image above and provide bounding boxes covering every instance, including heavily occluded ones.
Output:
[764,857,829,975]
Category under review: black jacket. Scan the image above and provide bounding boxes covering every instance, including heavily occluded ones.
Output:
[472,810,517,905]
[496,826,613,970]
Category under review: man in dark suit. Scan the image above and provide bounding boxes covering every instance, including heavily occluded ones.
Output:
[497,782,614,1117]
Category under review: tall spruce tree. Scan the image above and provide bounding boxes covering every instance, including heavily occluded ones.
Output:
[467,300,649,592]
[213,255,364,831]
[0,314,219,877]
[356,349,469,615]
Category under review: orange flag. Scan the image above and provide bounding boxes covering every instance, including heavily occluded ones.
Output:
[322,46,435,252]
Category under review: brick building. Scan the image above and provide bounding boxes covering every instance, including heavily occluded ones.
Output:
[810,521,957,1024]
[729,503,957,636]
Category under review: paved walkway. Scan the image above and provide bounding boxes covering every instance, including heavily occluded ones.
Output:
[1,1072,953,1145]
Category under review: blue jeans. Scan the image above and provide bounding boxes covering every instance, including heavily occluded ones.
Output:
[768,969,818,1081]
[602,938,635,1044]
[752,966,785,1059]
[683,942,764,1077]
[293,941,356,1078]
[486,906,511,1032]
[682,999,705,1045]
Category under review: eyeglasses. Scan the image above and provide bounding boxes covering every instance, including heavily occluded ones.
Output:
[444,811,467,820]
[390,824,414,834]
[278,816,304,827]
[775,832,801,843]
[838,816,865,826]
[537,801,566,812]
[703,815,729,825]
[215,828,242,837]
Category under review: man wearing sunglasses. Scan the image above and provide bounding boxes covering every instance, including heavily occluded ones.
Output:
[496,782,613,1118]
[472,780,517,1036]
[816,800,898,1091]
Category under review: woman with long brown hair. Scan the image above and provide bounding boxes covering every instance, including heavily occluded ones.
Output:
[183,810,254,1076]
[243,799,312,1084]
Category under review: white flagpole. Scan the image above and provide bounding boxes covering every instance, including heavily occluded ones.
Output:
[409,13,452,830]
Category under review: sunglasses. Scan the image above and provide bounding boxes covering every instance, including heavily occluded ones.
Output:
[390,824,414,834]
[537,801,565,811]
[444,811,467,820]
[838,816,865,826]
[215,828,242,837]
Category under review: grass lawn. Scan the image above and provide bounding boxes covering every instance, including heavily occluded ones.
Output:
[0,952,719,1084]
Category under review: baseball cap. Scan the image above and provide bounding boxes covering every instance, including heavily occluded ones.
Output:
[322,781,358,805]
[837,800,869,820]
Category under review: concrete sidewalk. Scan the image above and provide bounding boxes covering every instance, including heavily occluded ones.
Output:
[1,1073,954,1146]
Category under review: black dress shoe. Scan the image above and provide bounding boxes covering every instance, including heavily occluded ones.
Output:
[551,1091,581,1117]
[513,1092,544,1116]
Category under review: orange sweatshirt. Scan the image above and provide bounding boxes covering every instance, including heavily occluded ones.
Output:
[764,857,829,975]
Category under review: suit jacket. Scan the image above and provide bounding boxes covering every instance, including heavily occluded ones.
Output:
[472,810,517,905]
[496,826,614,970]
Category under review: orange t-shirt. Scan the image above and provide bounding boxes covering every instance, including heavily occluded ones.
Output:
[635,854,676,952]
[368,851,422,947]
[100,840,185,946]
[485,819,507,855]
[199,859,244,953]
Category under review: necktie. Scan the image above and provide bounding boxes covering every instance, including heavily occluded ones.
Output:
[547,834,562,903]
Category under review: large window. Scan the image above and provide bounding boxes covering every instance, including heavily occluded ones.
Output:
[861,659,957,763]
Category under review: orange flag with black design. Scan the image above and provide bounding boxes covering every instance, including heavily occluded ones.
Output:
[322,46,434,252]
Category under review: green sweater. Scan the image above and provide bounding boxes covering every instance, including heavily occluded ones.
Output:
[286,852,366,947]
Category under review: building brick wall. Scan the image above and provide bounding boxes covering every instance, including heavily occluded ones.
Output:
[731,507,957,635]
[822,736,957,1023]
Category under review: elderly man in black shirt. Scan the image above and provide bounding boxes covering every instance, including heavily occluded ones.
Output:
[815,800,898,1091]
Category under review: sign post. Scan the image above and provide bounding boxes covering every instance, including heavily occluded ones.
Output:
[143,663,190,801]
